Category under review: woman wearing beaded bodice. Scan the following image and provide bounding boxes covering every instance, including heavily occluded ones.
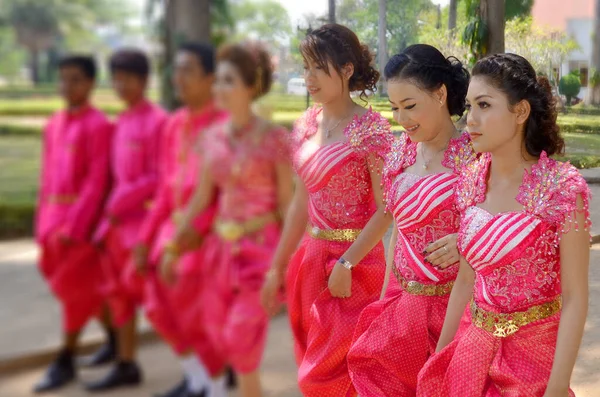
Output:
[417,54,590,397]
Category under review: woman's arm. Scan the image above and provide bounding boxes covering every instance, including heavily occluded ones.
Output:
[276,162,294,218]
[380,224,398,299]
[544,196,590,396]
[436,257,475,352]
[261,178,309,315]
[328,158,393,298]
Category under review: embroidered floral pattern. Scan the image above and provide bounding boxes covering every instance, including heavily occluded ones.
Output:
[458,152,591,312]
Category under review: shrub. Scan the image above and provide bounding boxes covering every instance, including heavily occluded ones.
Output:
[559,73,582,106]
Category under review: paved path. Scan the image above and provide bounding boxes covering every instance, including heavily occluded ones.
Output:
[1,228,600,396]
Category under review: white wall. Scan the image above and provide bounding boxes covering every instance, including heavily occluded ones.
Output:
[564,18,593,98]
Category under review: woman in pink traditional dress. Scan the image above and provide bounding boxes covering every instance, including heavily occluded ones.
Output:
[417,54,590,397]
[167,42,293,397]
[259,24,394,397]
[346,44,474,397]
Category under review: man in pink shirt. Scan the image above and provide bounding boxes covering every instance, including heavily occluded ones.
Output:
[133,42,228,397]
[85,48,168,392]
[34,56,113,393]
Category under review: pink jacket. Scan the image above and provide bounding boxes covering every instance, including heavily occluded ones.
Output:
[36,105,113,243]
[94,100,168,248]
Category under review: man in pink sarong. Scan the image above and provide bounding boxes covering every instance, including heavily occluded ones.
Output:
[84,48,167,392]
[33,55,113,393]
[132,42,228,397]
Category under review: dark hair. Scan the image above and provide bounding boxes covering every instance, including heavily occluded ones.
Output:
[179,42,216,74]
[109,48,150,78]
[58,55,97,80]
[384,44,470,117]
[300,23,379,99]
[217,42,273,99]
[473,53,564,156]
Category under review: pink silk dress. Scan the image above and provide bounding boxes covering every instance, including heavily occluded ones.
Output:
[347,132,475,396]
[94,100,167,327]
[136,104,226,375]
[36,105,113,332]
[285,106,394,397]
[200,120,290,374]
[417,152,591,397]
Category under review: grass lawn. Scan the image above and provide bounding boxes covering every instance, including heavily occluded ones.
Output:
[0,131,597,209]
[0,136,40,205]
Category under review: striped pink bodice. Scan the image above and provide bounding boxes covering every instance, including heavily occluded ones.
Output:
[292,106,394,230]
[383,132,475,284]
[457,152,591,313]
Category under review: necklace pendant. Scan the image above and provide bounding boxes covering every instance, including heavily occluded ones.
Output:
[423,164,428,170]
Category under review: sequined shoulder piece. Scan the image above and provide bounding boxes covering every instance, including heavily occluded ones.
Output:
[345,107,395,161]
[455,152,490,213]
[442,131,477,173]
[517,152,591,232]
[382,133,413,197]
[290,105,320,153]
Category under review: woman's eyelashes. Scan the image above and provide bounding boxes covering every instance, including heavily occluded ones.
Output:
[465,101,490,111]
[391,103,415,112]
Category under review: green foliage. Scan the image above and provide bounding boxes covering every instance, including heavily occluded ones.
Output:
[505,17,578,81]
[0,202,34,238]
[336,0,433,67]
[505,0,534,20]
[230,0,292,48]
[460,0,535,62]
[590,69,600,88]
[560,73,582,105]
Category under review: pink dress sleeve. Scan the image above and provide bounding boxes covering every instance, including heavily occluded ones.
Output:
[518,152,592,238]
[454,153,490,214]
[441,131,476,173]
[64,114,113,241]
[106,111,168,218]
[381,133,410,209]
[345,108,395,164]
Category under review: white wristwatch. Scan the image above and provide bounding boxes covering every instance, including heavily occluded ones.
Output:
[338,257,355,270]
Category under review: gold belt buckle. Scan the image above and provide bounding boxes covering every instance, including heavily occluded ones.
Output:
[217,222,245,242]
[493,320,519,338]
[407,280,423,294]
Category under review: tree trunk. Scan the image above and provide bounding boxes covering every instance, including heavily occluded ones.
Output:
[482,0,505,55]
[449,0,458,31]
[29,48,40,86]
[161,0,211,109]
[329,0,336,24]
[172,0,210,43]
[587,0,600,105]
[378,0,387,95]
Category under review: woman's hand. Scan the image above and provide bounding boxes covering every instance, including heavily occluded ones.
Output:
[160,250,178,285]
[424,233,459,269]
[261,269,285,316]
[328,261,352,298]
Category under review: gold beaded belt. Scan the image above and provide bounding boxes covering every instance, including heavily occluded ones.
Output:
[47,194,77,204]
[307,225,362,242]
[214,212,279,242]
[470,297,562,338]
[393,265,454,296]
